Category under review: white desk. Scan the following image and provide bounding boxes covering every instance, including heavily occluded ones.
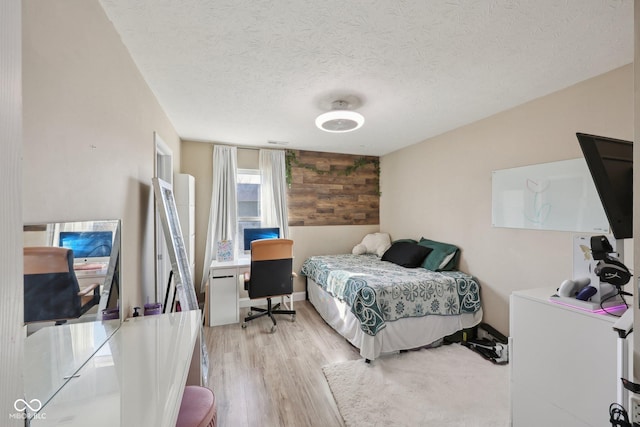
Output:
[30,311,201,427]
[208,257,250,326]
[208,255,296,327]
[209,255,250,270]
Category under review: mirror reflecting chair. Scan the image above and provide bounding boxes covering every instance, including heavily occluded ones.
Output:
[22,219,122,421]
[241,238,296,333]
[23,219,121,327]
[24,246,100,324]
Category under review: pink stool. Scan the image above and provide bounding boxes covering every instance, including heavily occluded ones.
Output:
[176,386,217,427]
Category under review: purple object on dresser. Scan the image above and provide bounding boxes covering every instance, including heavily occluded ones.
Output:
[144,302,163,316]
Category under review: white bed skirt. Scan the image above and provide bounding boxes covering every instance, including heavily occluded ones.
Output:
[307,278,483,360]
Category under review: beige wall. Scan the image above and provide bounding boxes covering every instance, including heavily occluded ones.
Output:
[381,65,633,335]
[22,0,181,317]
[180,140,379,292]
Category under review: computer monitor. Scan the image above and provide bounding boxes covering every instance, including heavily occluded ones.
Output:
[576,133,633,240]
[59,231,113,264]
[243,227,280,252]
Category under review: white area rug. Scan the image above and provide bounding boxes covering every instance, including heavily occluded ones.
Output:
[322,344,510,427]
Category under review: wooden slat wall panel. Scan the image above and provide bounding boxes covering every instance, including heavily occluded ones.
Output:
[287,150,379,226]
[1,0,24,423]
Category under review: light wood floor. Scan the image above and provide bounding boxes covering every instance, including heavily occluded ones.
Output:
[204,301,361,427]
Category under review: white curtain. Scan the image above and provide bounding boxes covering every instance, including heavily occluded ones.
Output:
[259,149,289,238]
[201,145,238,292]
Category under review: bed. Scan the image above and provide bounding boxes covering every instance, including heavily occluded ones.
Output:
[301,253,482,360]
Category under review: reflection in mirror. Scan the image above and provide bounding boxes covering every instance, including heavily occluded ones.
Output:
[23,219,121,333]
[22,219,122,419]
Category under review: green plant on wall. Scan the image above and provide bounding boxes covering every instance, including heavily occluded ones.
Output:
[285,150,380,192]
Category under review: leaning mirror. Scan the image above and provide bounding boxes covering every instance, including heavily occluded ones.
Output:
[22,219,122,419]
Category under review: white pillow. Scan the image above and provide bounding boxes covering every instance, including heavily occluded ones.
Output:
[352,232,391,257]
[439,251,457,269]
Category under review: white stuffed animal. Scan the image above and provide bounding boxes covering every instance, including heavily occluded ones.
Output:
[352,232,391,257]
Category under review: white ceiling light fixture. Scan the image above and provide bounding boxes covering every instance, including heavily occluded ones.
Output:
[315,100,365,133]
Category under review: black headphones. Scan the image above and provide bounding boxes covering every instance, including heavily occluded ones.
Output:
[594,256,631,287]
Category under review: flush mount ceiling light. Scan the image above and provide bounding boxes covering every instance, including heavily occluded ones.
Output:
[315,100,365,133]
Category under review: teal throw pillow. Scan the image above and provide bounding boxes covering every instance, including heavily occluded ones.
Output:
[391,238,418,245]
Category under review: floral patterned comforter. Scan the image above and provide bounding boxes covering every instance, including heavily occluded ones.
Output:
[301,254,481,336]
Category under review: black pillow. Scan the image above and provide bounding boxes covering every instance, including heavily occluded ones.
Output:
[381,242,433,268]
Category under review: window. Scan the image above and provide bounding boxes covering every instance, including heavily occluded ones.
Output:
[237,169,261,243]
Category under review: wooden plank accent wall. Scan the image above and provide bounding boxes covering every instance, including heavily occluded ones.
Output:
[287,150,380,226]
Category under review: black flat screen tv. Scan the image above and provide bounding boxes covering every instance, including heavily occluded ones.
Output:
[576,132,633,239]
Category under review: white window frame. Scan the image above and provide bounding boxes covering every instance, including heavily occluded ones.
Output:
[237,168,263,252]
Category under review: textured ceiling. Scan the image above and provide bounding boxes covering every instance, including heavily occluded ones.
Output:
[98,0,633,156]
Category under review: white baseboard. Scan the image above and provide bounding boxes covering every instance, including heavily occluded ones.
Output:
[239,291,306,309]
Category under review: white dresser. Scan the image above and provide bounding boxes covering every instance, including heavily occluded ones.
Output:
[510,288,629,427]
[28,311,202,426]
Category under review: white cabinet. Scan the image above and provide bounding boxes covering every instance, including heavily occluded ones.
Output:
[174,173,195,281]
[510,288,626,427]
[209,264,244,326]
